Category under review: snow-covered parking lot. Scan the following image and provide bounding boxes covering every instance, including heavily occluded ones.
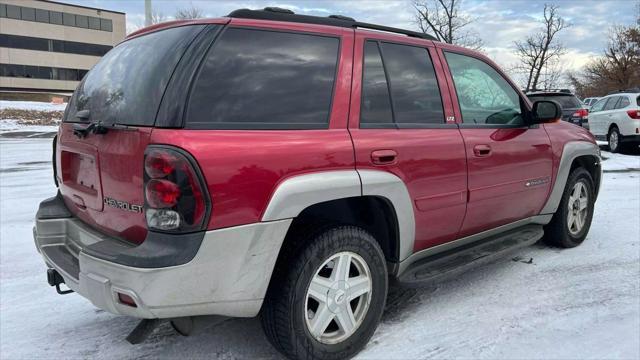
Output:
[1,132,639,359]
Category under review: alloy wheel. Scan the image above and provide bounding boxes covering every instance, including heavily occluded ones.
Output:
[567,181,589,236]
[609,130,619,152]
[304,251,372,345]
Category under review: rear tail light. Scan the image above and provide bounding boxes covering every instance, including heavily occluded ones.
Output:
[572,108,589,120]
[627,109,640,119]
[143,146,210,233]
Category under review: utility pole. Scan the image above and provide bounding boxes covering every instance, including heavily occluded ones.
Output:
[144,0,152,27]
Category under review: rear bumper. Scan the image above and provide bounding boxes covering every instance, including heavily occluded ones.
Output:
[34,194,291,319]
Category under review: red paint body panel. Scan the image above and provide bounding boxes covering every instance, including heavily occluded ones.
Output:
[434,44,554,236]
[543,120,598,199]
[348,32,467,252]
[351,129,468,250]
[150,129,355,230]
[456,128,553,236]
[57,125,152,243]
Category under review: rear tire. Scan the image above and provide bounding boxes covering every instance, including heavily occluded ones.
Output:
[608,126,621,153]
[261,225,388,360]
[543,167,595,248]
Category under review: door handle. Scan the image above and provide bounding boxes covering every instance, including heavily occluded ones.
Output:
[473,144,492,157]
[371,150,397,165]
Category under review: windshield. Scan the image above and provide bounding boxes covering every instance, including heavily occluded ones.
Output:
[64,25,205,126]
[528,95,582,109]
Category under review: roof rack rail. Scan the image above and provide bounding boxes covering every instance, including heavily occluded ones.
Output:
[526,88,573,94]
[607,87,640,95]
[353,21,436,40]
[227,8,438,41]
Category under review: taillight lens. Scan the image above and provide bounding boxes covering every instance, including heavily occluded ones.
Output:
[143,146,210,233]
[146,179,181,208]
[572,108,589,119]
[627,109,640,119]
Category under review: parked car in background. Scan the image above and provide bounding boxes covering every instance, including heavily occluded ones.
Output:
[582,97,601,110]
[588,92,640,152]
[527,91,589,128]
[32,8,602,360]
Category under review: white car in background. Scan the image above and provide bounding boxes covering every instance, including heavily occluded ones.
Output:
[582,97,601,110]
[588,92,640,153]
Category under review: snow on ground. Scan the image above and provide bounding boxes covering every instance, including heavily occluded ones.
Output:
[0,119,59,135]
[0,137,638,359]
[601,150,640,172]
[0,101,63,135]
[0,100,67,112]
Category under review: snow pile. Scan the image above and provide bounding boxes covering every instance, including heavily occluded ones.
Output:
[0,119,59,134]
[0,100,67,112]
[0,100,64,134]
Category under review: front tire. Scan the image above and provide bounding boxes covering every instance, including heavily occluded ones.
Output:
[261,226,388,360]
[543,167,595,248]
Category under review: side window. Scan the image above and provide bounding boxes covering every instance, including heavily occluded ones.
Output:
[361,41,393,126]
[590,98,607,112]
[603,96,619,111]
[360,41,445,128]
[445,52,523,126]
[617,97,630,109]
[187,28,340,129]
[380,42,444,125]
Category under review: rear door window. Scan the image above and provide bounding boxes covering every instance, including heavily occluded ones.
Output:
[360,41,393,126]
[65,25,205,126]
[380,42,444,126]
[617,97,630,109]
[360,41,444,128]
[186,28,340,129]
[603,96,620,111]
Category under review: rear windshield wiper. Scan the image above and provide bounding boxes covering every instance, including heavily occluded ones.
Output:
[72,110,138,138]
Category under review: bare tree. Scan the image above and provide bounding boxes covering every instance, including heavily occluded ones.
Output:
[127,10,166,34]
[175,4,204,20]
[514,4,569,91]
[571,26,640,97]
[150,10,167,24]
[413,0,483,49]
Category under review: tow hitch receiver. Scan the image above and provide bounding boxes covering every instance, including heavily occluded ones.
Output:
[47,269,74,295]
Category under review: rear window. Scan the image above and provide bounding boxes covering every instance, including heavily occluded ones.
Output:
[186,28,340,129]
[65,25,205,126]
[528,94,581,109]
[636,95,640,107]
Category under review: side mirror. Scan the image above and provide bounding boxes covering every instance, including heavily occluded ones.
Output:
[531,100,562,124]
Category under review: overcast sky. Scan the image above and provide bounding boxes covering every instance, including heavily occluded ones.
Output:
[63,0,639,78]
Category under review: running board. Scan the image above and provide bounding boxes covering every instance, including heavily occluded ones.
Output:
[398,225,544,285]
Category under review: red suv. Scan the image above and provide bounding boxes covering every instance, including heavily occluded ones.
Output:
[34,8,602,360]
